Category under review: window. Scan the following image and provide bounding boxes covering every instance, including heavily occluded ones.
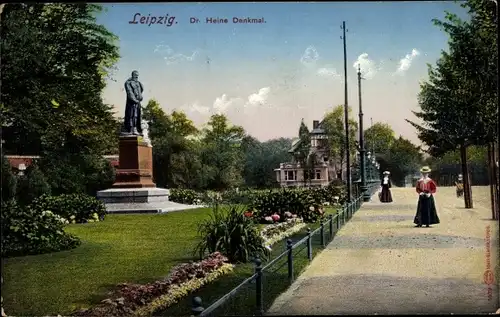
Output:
[287,171,295,181]
[315,169,321,180]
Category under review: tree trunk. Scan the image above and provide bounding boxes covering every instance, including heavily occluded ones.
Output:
[488,143,498,219]
[460,144,473,208]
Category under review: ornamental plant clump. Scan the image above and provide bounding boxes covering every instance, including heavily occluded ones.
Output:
[169,189,204,205]
[1,200,81,257]
[261,218,306,248]
[250,186,341,224]
[73,252,232,317]
[194,204,270,263]
[30,193,107,224]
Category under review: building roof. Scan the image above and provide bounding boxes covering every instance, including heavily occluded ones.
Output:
[288,119,326,152]
[5,155,119,169]
[288,138,302,153]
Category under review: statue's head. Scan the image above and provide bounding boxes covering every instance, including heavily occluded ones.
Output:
[131,70,139,80]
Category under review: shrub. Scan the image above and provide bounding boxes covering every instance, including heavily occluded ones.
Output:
[16,163,51,206]
[31,193,107,224]
[38,153,116,196]
[194,205,269,263]
[1,200,81,257]
[220,189,258,205]
[250,188,325,223]
[169,189,202,205]
[1,154,17,203]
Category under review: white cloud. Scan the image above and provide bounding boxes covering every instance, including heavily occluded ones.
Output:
[395,49,420,75]
[353,53,378,79]
[246,87,271,108]
[188,87,272,116]
[189,102,210,115]
[300,46,319,66]
[154,44,199,65]
[316,66,340,78]
[213,94,240,114]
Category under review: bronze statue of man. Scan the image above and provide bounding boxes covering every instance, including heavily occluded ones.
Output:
[123,70,144,135]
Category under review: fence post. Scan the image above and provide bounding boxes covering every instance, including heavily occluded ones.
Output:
[191,297,204,316]
[287,239,294,283]
[329,214,333,240]
[254,257,264,315]
[336,211,340,229]
[307,228,312,261]
[320,219,325,248]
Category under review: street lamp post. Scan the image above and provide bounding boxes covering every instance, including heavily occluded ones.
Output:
[341,21,352,202]
[366,152,372,182]
[357,65,369,201]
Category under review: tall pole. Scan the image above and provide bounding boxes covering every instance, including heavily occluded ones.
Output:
[341,21,352,202]
[358,66,369,202]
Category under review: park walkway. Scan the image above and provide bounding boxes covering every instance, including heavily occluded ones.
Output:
[268,186,499,315]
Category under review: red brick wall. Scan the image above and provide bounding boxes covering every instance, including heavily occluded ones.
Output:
[5,155,119,170]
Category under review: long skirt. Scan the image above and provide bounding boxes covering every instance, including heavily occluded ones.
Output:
[379,185,393,203]
[413,195,440,226]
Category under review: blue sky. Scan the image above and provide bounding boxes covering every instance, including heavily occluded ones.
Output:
[98,2,467,143]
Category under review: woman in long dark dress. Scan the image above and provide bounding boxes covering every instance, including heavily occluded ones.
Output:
[414,166,440,228]
[379,171,393,203]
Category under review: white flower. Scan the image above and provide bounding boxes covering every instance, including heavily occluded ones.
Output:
[324,202,330,206]
[261,220,306,248]
[309,206,315,211]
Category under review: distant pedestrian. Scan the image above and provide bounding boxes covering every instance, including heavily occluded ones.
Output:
[379,171,393,203]
[414,166,440,228]
[455,174,464,197]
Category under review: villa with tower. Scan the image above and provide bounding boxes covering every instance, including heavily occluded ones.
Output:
[274,119,343,188]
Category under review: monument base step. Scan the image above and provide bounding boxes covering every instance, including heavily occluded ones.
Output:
[97,187,205,214]
[103,201,205,214]
[97,187,170,204]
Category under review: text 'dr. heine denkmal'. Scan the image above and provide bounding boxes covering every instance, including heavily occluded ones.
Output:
[190,17,266,24]
[129,13,177,27]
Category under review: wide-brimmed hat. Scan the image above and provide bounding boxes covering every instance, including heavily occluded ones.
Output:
[383,171,390,175]
[420,166,432,173]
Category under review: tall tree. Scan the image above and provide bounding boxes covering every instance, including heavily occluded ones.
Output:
[1,3,121,196]
[1,3,120,156]
[142,99,202,189]
[406,0,497,208]
[364,122,395,155]
[201,114,246,190]
[296,119,311,184]
[322,105,358,174]
[382,136,423,186]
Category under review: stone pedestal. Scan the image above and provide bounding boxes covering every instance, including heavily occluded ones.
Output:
[97,135,203,214]
[112,135,155,188]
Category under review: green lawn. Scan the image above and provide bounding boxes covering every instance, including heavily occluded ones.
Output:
[1,208,213,316]
[1,207,340,317]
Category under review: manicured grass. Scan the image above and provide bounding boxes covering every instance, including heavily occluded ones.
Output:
[1,206,341,317]
[1,208,213,316]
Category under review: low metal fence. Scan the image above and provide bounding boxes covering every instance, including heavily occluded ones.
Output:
[189,183,378,317]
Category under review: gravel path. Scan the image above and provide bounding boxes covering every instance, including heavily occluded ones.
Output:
[267,186,499,315]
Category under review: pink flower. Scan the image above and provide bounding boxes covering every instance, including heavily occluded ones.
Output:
[271,214,280,222]
[244,211,253,218]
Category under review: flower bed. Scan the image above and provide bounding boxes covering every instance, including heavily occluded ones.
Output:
[261,218,306,250]
[73,252,233,317]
